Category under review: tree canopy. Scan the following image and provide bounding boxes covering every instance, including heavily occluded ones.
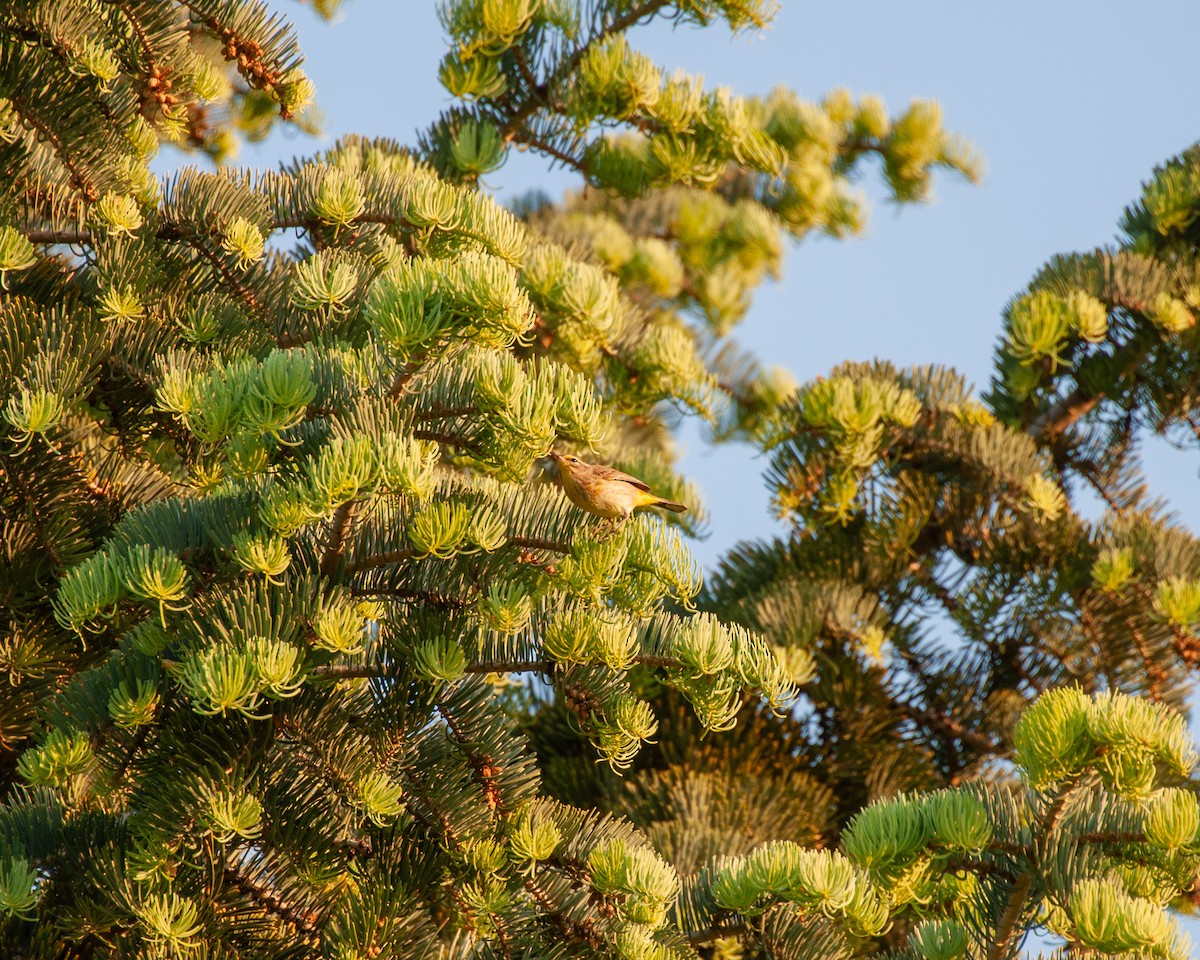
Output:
[2,2,1200,959]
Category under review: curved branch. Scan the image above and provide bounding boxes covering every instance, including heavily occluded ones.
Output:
[10,95,99,202]
[1026,336,1151,442]
[497,0,672,142]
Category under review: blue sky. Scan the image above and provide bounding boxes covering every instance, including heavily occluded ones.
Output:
[221,0,1200,569]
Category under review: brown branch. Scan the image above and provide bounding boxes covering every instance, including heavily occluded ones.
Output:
[988,776,1081,960]
[342,548,415,576]
[24,227,92,245]
[184,234,267,318]
[509,535,573,554]
[347,586,475,608]
[523,876,607,952]
[344,535,571,576]
[319,501,358,578]
[311,654,685,680]
[114,1,157,62]
[1073,458,1126,513]
[507,129,587,172]
[1026,338,1151,442]
[1027,390,1103,443]
[21,211,418,250]
[412,428,485,455]
[897,701,999,755]
[988,872,1032,960]
[1123,610,1165,703]
[113,723,151,783]
[411,404,479,422]
[906,559,961,615]
[944,857,1018,883]
[388,361,422,399]
[37,218,269,317]
[222,864,317,935]
[1079,830,1145,844]
[688,919,749,948]
[511,45,539,92]
[274,211,414,233]
[498,0,671,142]
[10,96,99,202]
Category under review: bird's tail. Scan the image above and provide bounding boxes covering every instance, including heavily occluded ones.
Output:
[654,499,687,513]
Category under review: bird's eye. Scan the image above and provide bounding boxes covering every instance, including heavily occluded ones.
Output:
[569,457,578,463]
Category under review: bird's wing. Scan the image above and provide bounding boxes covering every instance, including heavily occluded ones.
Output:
[589,464,651,492]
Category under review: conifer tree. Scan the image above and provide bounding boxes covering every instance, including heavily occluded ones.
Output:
[2,2,1196,960]
[556,147,1200,960]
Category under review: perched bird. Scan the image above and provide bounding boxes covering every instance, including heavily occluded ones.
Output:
[547,451,687,523]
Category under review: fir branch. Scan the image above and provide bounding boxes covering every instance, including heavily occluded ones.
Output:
[437,700,508,812]
[182,234,268,319]
[688,920,749,948]
[508,535,573,555]
[1073,457,1127,513]
[112,2,158,63]
[509,131,586,172]
[1129,579,1195,672]
[945,857,1018,882]
[511,45,538,93]
[113,722,151,783]
[1027,338,1151,441]
[222,864,319,935]
[897,701,998,755]
[19,227,92,245]
[273,211,416,233]
[1028,387,1104,442]
[400,761,459,840]
[905,558,961,615]
[988,875,1032,960]
[523,875,597,950]
[988,775,1083,960]
[1123,610,1166,703]
[21,211,418,249]
[347,586,476,608]
[8,95,99,202]
[410,404,479,422]
[388,361,423,399]
[1079,830,1145,844]
[320,501,358,578]
[310,654,685,680]
[497,0,671,142]
[411,428,485,455]
[344,535,572,575]
[343,548,412,575]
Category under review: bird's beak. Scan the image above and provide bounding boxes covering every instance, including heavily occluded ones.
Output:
[546,451,561,462]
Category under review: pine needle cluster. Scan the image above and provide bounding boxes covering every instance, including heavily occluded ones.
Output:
[3,3,1196,960]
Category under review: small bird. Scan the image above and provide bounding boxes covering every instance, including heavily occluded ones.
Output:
[547,451,687,524]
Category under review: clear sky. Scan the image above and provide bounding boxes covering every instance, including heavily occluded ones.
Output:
[218,0,1200,570]
[200,3,1200,950]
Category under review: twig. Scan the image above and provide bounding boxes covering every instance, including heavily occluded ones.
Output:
[988,776,1081,960]
[344,535,572,576]
[498,1,671,142]
[1026,339,1150,442]
[312,654,684,680]
[319,501,358,578]
[897,701,999,755]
